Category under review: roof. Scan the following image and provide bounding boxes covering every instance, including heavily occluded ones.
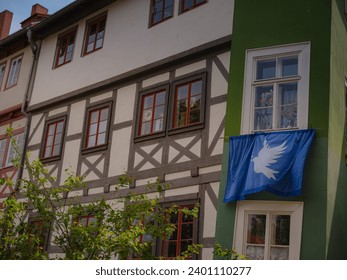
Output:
[0,0,117,50]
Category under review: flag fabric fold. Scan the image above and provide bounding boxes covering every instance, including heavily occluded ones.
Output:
[223,129,315,202]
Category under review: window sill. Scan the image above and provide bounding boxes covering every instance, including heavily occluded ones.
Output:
[168,123,204,136]
[40,155,62,164]
[81,144,108,155]
[134,131,166,143]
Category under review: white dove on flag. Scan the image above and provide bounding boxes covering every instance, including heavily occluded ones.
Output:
[252,139,287,180]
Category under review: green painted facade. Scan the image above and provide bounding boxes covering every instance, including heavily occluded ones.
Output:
[215,0,347,259]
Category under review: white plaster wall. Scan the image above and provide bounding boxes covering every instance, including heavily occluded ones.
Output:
[28,113,44,145]
[209,102,226,155]
[30,0,234,105]
[108,127,132,176]
[60,139,81,185]
[0,47,32,111]
[48,106,68,117]
[67,100,86,136]
[114,84,137,124]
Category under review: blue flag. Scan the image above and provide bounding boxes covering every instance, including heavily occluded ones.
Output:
[223,129,315,202]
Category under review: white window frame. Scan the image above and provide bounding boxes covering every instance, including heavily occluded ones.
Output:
[233,201,304,260]
[6,55,23,89]
[241,43,310,134]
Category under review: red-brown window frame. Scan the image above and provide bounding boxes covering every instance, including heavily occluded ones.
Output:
[5,54,23,90]
[179,0,207,13]
[172,78,203,129]
[54,27,77,68]
[150,0,174,27]
[41,116,66,162]
[138,89,167,136]
[82,102,112,154]
[161,204,197,259]
[76,214,97,227]
[83,13,107,56]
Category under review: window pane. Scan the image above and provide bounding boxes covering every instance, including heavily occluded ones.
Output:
[141,122,151,135]
[154,105,164,119]
[270,247,289,260]
[256,59,276,80]
[180,240,192,253]
[184,0,194,10]
[88,34,95,45]
[48,124,55,136]
[177,85,188,100]
[153,118,163,132]
[175,113,186,128]
[90,111,99,123]
[87,135,96,147]
[247,214,266,244]
[46,135,54,147]
[167,242,177,257]
[142,109,153,122]
[96,38,103,49]
[53,144,60,156]
[89,123,98,136]
[143,95,154,109]
[255,86,273,107]
[55,132,63,145]
[56,121,64,134]
[279,83,297,128]
[99,120,107,133]
[65,51,72,63]
[189,109,200,124]
[191,80,202,95]
[254,86,273,130]
[181,223,193,239]
[155,91,166,106]
[271,215,290,246]
[246,245,265,260]
[100,108,109,121]
[280,56,298,77]
[44,146,52,158]
[97,132,106,145]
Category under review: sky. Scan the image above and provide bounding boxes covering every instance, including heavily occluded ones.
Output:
[0,0,76,34]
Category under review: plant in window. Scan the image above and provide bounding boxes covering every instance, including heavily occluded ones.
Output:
[174,79,203,128]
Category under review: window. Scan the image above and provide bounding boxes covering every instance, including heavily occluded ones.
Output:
[54,28,77,67]
[138,87,168,136]
[135,73,206,141]
[83,13,107,55]
[180,0,207,13]
[29,218,51,251]
[41,117,66,161]
[83,102,112,151]
[0,62,6,90]
[0,132,24,169]
[76,214,97,227]
[6,55,22,89]
[241,43,310,134]
[161,204,197,259]
[172,76,204,129]
[233,201,304,260]
[150,0,174,26]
